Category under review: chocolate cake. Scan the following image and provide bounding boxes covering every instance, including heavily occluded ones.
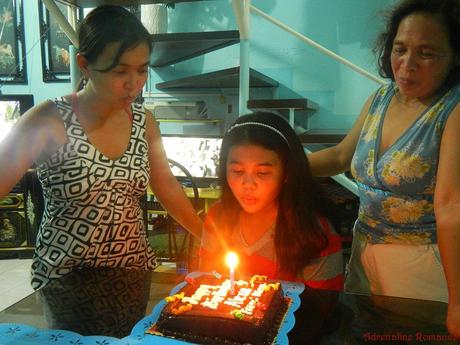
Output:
[149,274,289,344]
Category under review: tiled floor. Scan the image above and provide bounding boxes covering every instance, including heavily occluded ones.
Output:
[0,258,34,311]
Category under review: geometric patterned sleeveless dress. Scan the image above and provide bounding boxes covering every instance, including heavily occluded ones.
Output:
[31,97,158,290]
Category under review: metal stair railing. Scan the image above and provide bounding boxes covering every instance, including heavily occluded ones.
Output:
[231,0,386,116]
[249,4,385,85]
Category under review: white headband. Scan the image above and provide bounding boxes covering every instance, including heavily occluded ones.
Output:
[227,122,290,146]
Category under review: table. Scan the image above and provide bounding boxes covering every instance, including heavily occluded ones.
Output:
[0,267,457,345]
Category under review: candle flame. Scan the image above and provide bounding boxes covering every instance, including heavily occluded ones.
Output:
[225,252,239,269]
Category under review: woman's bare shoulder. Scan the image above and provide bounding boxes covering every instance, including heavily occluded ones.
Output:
[20,99,67,147]
[24,99,63,124]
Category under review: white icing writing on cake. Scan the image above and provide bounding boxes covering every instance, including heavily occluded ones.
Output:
[187,279,269,316]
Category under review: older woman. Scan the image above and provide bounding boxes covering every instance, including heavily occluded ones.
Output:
[308,0,460,337]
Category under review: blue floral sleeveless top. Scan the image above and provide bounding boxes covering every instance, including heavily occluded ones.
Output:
[351,83,460,244]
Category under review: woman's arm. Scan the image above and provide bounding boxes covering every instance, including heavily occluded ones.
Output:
[307,94,374,177]
[435,104,460,337]
[145,109,202,239]
[0,101,61,197]
[198,202,228,272]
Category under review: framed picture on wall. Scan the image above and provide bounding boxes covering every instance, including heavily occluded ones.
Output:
[38,1,81,82]
[0,0,27,84]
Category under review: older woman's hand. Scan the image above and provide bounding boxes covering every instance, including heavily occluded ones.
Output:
[447,303,460,338]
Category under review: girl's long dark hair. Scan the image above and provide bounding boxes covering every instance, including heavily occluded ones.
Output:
[218,112,333,278]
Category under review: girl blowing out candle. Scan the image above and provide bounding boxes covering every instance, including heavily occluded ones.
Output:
[199,112,344,291]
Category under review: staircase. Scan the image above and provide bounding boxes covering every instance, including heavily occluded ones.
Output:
[142,1,319,134]
[247,98,318,131]
[150,30,240,67]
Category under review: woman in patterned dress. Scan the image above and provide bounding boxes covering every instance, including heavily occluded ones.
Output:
[308,0,460,337]
[0,5,202,290]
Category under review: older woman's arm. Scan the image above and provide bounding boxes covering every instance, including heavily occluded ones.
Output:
[307,94,373,177]
[435,104,460,338]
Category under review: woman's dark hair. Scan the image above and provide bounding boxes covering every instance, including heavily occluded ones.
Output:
[375,0,460,87]
[76,5,151,89]
[218,112,333,278]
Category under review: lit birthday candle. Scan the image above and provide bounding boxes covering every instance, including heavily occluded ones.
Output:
[225,252,239,295]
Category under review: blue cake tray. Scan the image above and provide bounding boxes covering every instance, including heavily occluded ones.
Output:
[0,272,304,345]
